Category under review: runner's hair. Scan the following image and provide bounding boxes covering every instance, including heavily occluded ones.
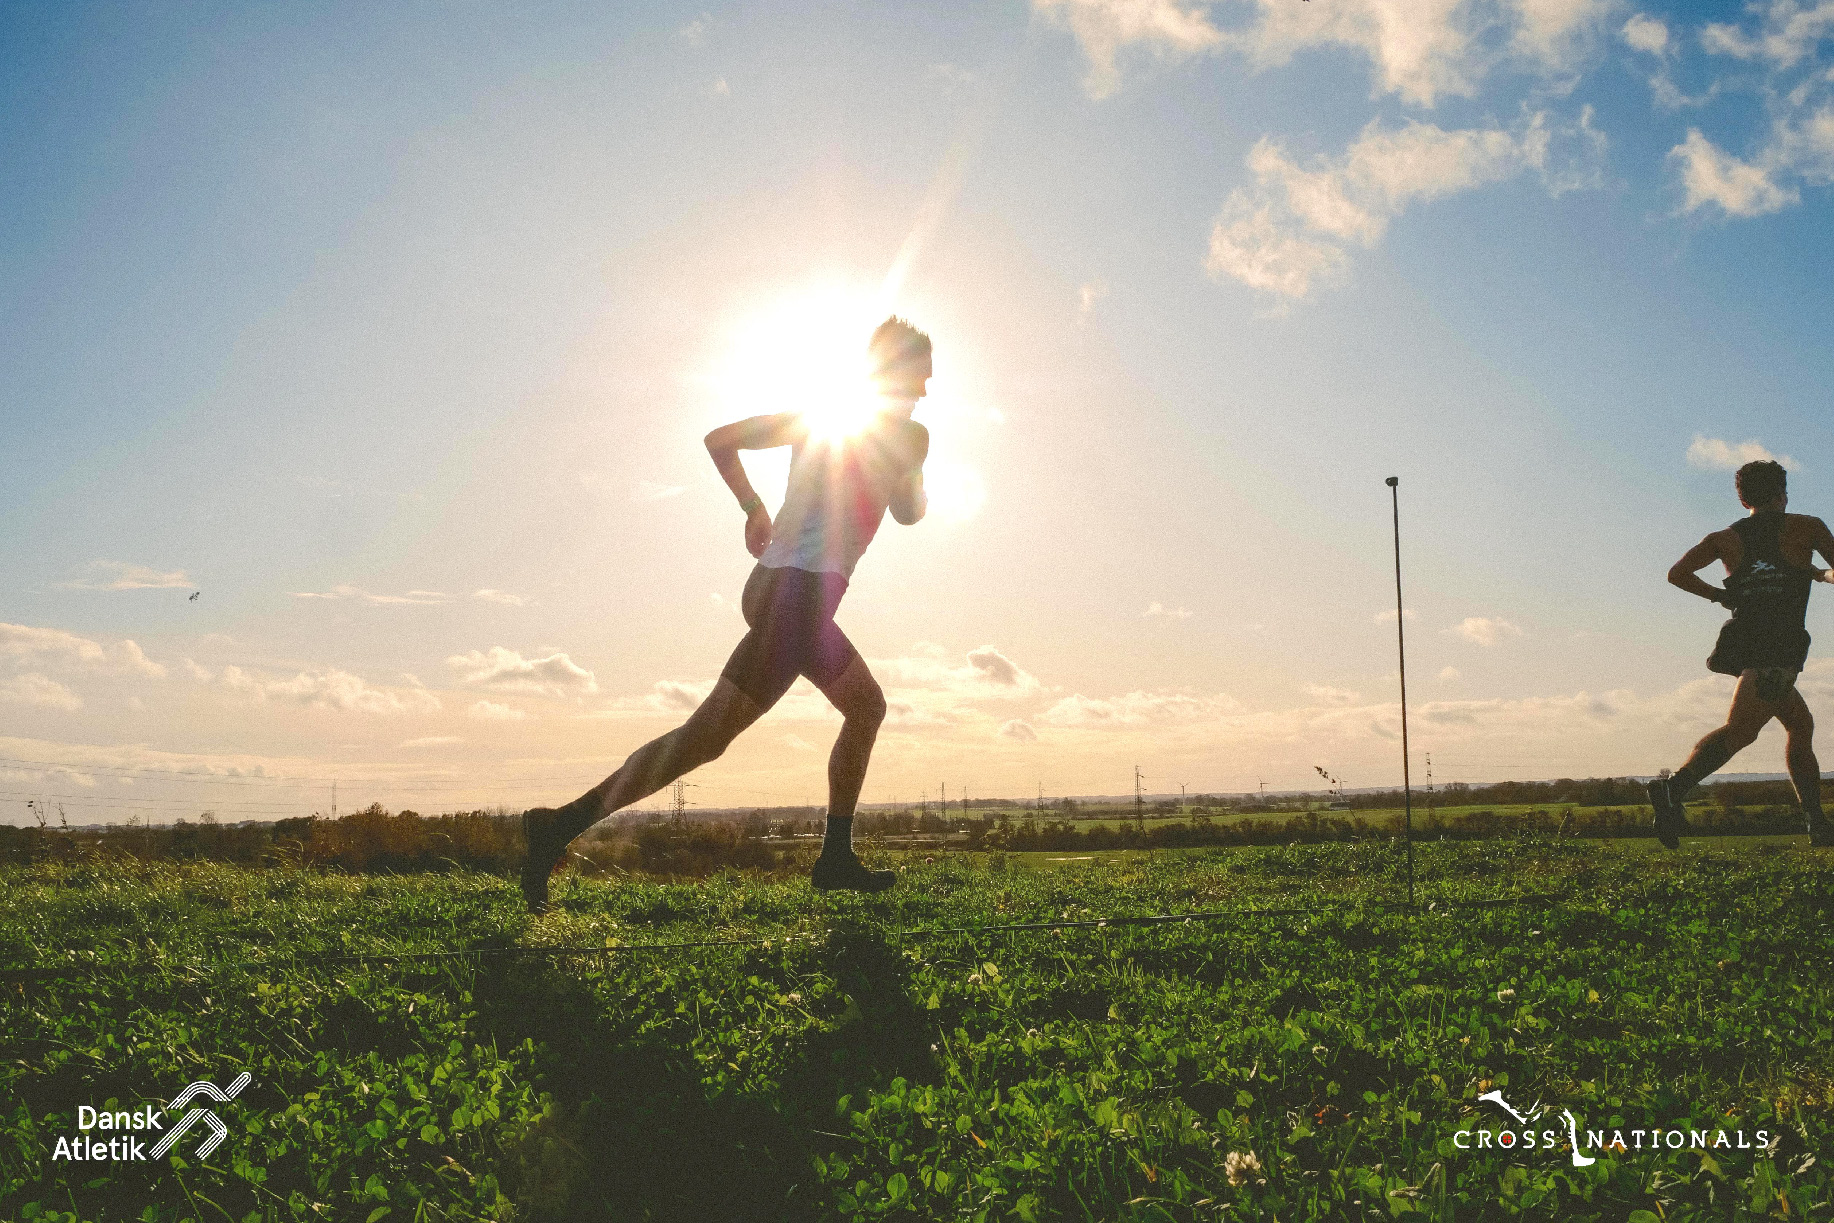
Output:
[1736,459,1787,508]
[869,316,931,374]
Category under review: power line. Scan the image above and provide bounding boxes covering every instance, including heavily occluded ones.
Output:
[0,892,1562,983]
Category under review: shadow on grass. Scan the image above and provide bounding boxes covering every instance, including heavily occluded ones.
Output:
[472,920,937,1222]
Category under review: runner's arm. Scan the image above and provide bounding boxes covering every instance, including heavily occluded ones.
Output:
[1668,534,1732,605]
[1808,516,1834,582]
[705,413,805,558]
[889,422,929,525]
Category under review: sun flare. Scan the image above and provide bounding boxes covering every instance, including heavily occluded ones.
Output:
[705,282,986,523]
[710,286,884,441]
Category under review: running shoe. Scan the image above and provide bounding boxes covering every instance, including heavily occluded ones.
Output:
[811,850,896,893]
[1646,777,1683,850]
[520,807,566,914]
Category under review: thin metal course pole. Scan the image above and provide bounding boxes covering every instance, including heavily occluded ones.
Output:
[1386,476,1417,907]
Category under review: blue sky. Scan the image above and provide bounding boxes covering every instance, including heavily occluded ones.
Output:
[3,0,1832,822]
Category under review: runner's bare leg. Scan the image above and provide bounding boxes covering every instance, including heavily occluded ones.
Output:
[1669,670,1779,796]
[569,679,766,824]
[815,654,887,822]
[1776,686,1825,824]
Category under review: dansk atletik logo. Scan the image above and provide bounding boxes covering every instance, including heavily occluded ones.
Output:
[52,1072,251,1163]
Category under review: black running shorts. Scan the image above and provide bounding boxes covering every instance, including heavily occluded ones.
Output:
[719,564,858,707]
[1706,618,1810,678]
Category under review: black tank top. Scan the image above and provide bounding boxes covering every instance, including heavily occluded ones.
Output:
[1724,512,1815,628]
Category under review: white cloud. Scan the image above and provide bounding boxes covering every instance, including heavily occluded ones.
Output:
[1032,0,1627,148]
[468,700,528,721]
[111,641,165,678]
[1042,689,1241,726]
[291,585,450,605]
[56,560,192,591]
[1032,0,1223,98]
[0,623,109,668]
[1439,665,1463,680]
[0,623,166,678]
[472,589,527,606]
[967,646,1027,686]
[602,678,716,716]
[1622,12,1669,56]
[1668,129,1801,215]
[1450,616,1524,646]
[400,736,463,749]
[867,645,1042,699]
[446,647,598,698]
[594,644,1042,728]
[679,13,710,45]
[221,666,442,714]
[1221,0,1483,105]
[1686,434,1799,470]
[1144,601,1193,619]
[0,673,83,711]
[0,738,302,791]
[1508,0,1612,68]
[1304,684,1362,705]
[783,733,816,752]
[1701,1,1834,69]
[1668,5,1834,213]
[1669,106,1834,215]
[1205,200,1347,301]
[633,480,689,502]
[1373,607,1419,623]
[1623,12,1722,109]
[1207,110,1604,299]
[1078,0,1611,108]
[1000,719,1040,742]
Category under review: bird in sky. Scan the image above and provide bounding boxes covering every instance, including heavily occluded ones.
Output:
[189,591,200,602]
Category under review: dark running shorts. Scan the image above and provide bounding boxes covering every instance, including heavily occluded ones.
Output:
[719,564,858,707]
[1706,618,1810,678]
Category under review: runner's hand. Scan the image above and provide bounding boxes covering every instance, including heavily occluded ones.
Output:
[903,420,930,468]
[745,508,773,558]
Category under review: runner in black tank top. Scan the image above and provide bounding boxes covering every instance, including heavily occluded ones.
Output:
[1706,511,1816,682]
[1647,460,1834,849]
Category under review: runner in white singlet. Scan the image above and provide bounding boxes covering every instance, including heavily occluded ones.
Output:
[519,318,933,910]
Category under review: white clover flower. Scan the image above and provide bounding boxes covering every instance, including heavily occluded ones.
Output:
[1223,1150,1264,1187]
[1497,988,1516,1002]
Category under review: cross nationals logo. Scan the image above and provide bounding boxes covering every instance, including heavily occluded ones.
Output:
[1459,1089,1770,1167]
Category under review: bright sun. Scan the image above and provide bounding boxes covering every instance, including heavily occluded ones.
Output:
[704,282,986,523]
[711,286,885,442]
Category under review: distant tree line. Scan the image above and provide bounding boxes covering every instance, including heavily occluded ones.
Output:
[1340,775,1816,811]
[0,804,524,872]
[0,777,1818,876]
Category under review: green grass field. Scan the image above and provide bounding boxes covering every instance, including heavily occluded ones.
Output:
[5,839,1832,1221]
